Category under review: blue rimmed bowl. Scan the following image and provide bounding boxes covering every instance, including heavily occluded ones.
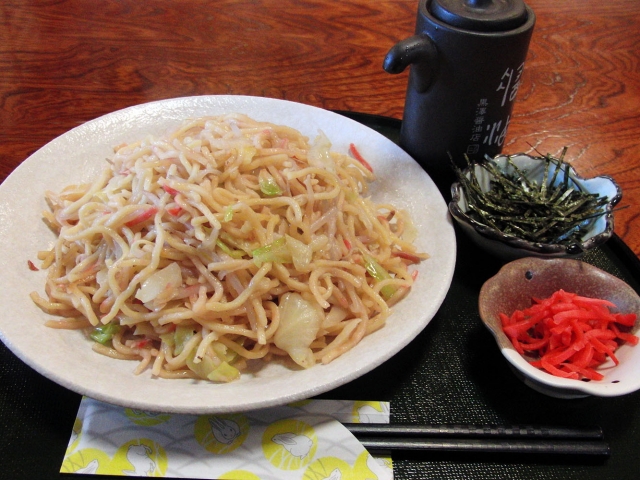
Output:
[449,153,622,261]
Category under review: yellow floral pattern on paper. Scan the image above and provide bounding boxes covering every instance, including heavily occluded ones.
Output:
[110,438,168,477]
[61,448,112,475]
[125,408,172,426]
[262,419,318,470]
[303,451,388,480]
[195,413,250,454]
[218,470,262,480]
[303,457,351,480]
[61,398,393,480]
[65,417,83,455]
[352,401,390,424]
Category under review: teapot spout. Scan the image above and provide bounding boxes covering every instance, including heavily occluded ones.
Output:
[383,34,438,93]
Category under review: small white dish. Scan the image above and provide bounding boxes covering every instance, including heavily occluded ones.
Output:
[449,153,622,261]
[479,257,640,399]
[0,95,457,413]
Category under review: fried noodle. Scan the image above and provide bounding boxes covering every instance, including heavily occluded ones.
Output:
[31,113,427,382]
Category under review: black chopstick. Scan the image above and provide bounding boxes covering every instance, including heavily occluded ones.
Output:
[343,423,603,440]
[356,437,610,456]
[343,424,609,456]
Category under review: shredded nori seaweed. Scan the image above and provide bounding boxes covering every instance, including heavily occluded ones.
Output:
[453,150,609,245]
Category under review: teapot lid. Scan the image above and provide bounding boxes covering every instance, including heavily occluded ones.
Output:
[429,0,528,32]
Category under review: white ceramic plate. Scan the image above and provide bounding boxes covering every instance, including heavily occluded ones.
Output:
[0,95,456,413]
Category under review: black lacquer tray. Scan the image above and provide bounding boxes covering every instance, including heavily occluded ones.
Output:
[1,112,639,480]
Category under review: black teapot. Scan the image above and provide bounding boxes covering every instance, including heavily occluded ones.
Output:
[384,0,535,189]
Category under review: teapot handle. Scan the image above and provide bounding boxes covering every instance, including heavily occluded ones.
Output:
[383,34,438,93]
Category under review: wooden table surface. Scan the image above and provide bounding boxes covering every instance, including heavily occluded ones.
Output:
[1,0,639,257]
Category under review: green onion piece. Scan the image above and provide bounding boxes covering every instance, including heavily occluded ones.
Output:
[174,326,196,356]
[159,332,175,348]
[216,238,245,259]
[89,323,120,345]
[252,237,290,266]
[218,231,254,255]
[186,346,241,383]
[259,177,282,197]
[362,253,397,300]
[223,206,234,222]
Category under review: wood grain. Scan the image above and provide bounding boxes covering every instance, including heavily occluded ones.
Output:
[1,0,639,256]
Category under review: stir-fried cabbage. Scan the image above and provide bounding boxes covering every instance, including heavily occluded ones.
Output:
[135,262,183,304]
[274,292,323,368]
